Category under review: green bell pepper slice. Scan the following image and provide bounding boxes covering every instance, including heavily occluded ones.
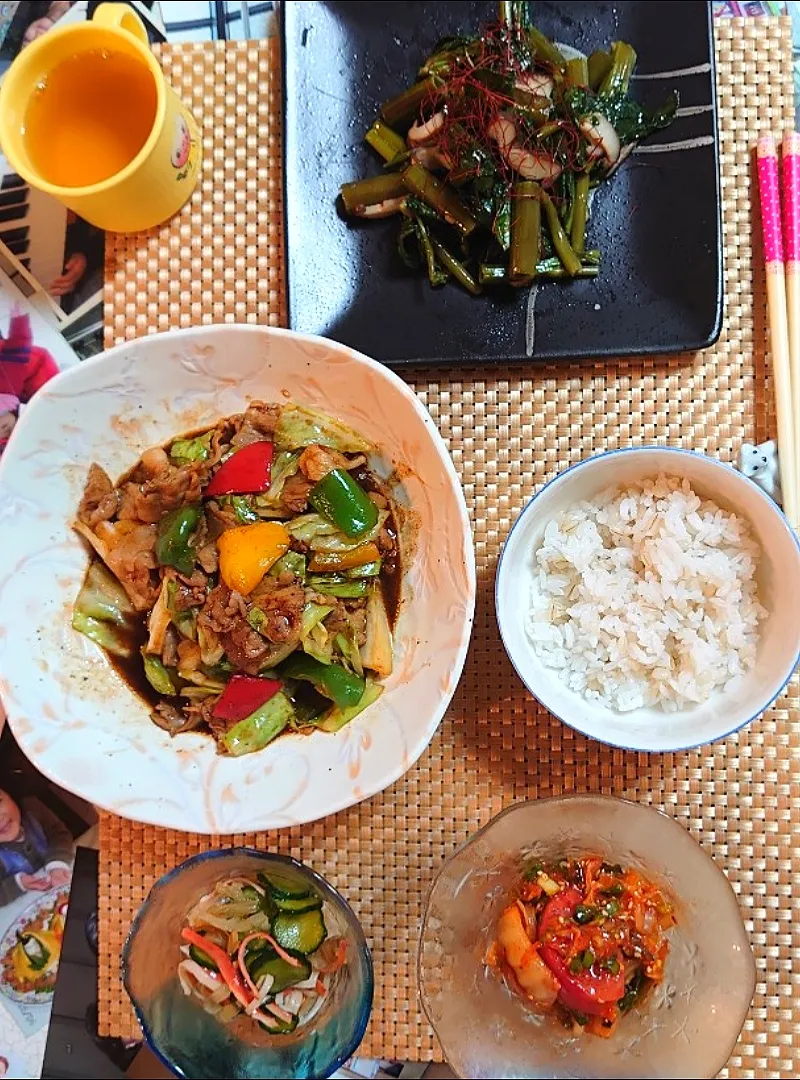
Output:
[280,653,366,708]
[155,505,201,575]
[316,680,383,732]
[309,469,378,539]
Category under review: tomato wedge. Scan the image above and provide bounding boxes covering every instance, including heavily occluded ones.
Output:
[537,886,625,1017]
[540,945,625,1016]
[537,887,582,939]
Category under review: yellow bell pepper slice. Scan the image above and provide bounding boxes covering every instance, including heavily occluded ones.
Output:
[218,522,290,596]
[307,542,381,573]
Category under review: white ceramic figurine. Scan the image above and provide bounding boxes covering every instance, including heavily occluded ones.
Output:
[738,440,782,504]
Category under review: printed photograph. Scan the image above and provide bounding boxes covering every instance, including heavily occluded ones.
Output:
[0,263,78,457]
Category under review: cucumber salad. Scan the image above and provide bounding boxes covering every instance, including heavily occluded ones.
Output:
[178,873,348,1034]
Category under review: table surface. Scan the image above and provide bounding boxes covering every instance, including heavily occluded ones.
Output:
[84,16,800,1079]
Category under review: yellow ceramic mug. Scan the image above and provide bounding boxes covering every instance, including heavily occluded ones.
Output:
[0,2,201,233]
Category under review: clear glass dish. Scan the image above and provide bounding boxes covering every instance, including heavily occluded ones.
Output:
[418,795,755,1079]
[123,848,373,1079]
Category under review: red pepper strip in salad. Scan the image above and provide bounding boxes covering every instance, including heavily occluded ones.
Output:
[212,675,283,722]
[539,945,625,1017]
[237,934,265,1000]
[240,930,304,970]
[236,932,301,1028]
[181,927,252,1008]
[314,937,347,973]
[204,441,274,497]
[262,1000,295,1024]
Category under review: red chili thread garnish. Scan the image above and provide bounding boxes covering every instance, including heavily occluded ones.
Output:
[412,20,585,200]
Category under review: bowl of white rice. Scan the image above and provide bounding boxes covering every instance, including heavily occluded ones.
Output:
[496,447,800,751]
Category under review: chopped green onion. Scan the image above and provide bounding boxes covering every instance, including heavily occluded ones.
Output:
[573,904,597,925]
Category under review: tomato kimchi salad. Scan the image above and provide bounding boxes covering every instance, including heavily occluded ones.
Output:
[488,856,676,1037]
[178,873,348,1035]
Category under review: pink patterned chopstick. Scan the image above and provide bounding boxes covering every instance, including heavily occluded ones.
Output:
[782,133,800,499]
[782,132,800,265]
[756,134,798,528]
[758,135,784,264]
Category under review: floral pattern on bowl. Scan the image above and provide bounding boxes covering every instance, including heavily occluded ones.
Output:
[0,325,475,833]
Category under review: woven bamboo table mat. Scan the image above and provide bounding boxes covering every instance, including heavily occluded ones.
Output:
[98,22,799,1075]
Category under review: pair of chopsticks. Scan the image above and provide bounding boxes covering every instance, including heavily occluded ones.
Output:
[756,134,800,530]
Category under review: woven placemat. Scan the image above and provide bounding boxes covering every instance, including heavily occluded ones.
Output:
[104,40,285,344]
[98,23,799,1075]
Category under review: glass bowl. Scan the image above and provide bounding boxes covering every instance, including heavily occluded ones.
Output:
[418,796,755,1080]
[123,848,373,1079]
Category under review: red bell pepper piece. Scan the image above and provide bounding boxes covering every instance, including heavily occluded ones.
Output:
[212,675,282,722]
[181,927,252,1008]
[204,441,274,497]
[539,945,625,1016]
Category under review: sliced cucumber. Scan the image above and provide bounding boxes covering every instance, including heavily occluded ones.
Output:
[189,943,218,971]
[273,892,323,915]
[257,873,312,902]
[247,947,312,993]
[272,907,327,955]
[260,1011,299,1034]
[241,883,275,916]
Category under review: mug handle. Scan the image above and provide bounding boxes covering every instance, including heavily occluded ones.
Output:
[92,2,150,46]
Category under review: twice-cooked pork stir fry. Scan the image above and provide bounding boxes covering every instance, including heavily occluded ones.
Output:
[72,403,401,756]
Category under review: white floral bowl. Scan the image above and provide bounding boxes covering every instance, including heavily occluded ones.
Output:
[0,325,475,833]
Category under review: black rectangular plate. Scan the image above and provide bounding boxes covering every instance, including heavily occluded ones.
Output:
[282,1,721,367]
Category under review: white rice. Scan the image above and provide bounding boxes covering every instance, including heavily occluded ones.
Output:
[525,474,767,712]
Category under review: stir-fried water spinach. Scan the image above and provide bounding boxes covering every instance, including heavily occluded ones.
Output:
[72,402,401,756]
[339,1,677,293]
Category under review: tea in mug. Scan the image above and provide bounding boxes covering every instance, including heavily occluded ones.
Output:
[22,48,157,188]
